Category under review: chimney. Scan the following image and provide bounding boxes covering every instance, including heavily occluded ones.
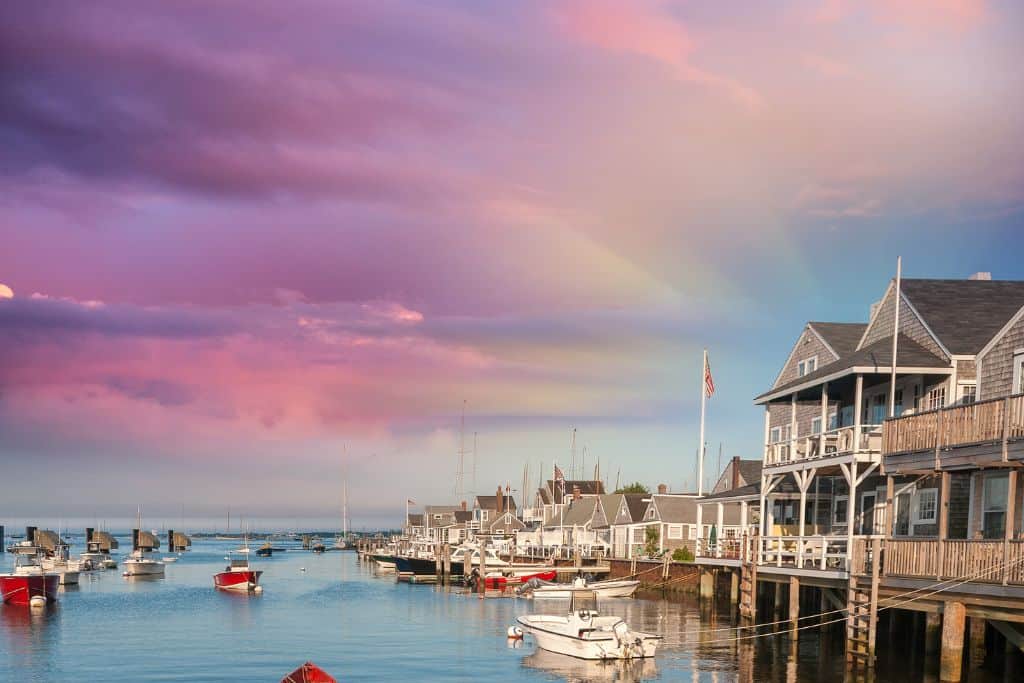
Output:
[731,456,741,490]
[572,485,581,501]
[657,483,668,495]
[496,485,504,513]
[968,272,992,281]
[461,500,467,511]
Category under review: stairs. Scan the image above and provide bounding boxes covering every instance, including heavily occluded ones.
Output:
[846,576,878,667]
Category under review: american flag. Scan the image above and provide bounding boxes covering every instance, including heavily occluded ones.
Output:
[407,499,416,505]
[704,356,715,398]
[554,465,566,496]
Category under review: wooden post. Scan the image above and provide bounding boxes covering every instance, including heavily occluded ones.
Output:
[853,374,864,452]
[788,576,800,637]
[940,601,966,683]
[925,612,941,656]
[868,537,881,658]
[790,393,798,461]
[969,618,986,669]
[717,503,724,558]
[773,582,784,621]
[1004,469,1018,586]
[885,475,895,540]
[699,567,714,600]
[696,503,704,557]
[820,382,829,456]
[938,471,950,580]
[478,542,486,598]
[1003,396,1012,462]
[730,570,739,605]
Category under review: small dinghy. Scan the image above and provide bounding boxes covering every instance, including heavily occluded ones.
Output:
[281,661,336,683]
[514,590,661,660]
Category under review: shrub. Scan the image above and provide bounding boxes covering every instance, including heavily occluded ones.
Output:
[672,547,694,562]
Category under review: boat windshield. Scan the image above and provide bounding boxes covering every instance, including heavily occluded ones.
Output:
[569,590,598,612]
[229,559,249,568]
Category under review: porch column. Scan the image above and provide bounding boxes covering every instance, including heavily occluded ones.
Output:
[938,471,950,580]
[845,461,859,571]
[885,475,895,537]
[819,382,829,455]
[764,405,771,463]
[853,374,864,452]
[740,500,749,531]
[758,474,767,536]
[696,503,704,557]
[717,502,725,558]
[790,393,798,460]
[1003,469,1018,585]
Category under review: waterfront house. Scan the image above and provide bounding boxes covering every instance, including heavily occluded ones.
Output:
[606,493,651,559]
[472,487,518,531]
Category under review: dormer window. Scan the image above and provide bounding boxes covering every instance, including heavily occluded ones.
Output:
[797,356,818,377]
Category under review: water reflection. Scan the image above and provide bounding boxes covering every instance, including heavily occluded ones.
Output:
[1,604,59,675]
[521,649,658,682]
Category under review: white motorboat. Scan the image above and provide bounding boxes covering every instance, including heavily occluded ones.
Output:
[521,578,641,600]
[123,548,165,576]
[515,590,661,660]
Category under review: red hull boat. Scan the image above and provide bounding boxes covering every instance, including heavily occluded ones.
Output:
[0,573,59,606]
[281,661,336,683]
[213,568,262,591]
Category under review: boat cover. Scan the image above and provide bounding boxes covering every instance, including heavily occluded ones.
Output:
[281,661,337,683]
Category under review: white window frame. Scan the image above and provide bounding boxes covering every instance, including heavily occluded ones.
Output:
[797,355,818,378]
[912,488,938,524]
[811,416,822,435]
[926,386,946,411]
[833,495,849,525]
[668,524,683,540]
[1013,350,1024,395]
[958,383,977,405]
[688,525,696,540]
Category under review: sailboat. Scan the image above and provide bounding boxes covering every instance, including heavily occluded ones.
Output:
[333,455,351,550]
[123,507,166,577]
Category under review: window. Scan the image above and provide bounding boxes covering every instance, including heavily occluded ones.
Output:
[481,510,488,521]
[797,356,818,377]
[688,526,697,540]
[912,489,937,524]
[833,496,849,525]
[646,508,656,520]
[1013,352,1024,395]
[668,524,683,540]
[811,416,822,435]
[960,384,977,405]
[828,411,839,430]
[983,475,1009,540]
[926,386,946,411]
[769,425,791,444]
[894,389,903,416]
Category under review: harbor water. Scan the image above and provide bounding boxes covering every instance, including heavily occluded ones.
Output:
[0,538,1017,681]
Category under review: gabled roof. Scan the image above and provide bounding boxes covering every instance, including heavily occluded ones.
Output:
[756,334,950,403]
[475,495,517,511]
[593,494,623,529]
[649,495,698,523]
[809,322,867,359]
[560,497,599,527]
[737,460,762,486]
[900,279,1024,355]
[623,494,648,522]
[453,510,473,523]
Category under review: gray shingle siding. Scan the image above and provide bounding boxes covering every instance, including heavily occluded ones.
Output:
[861,287,947,360]
[979,314,1024,400]
[773,326,838,389]
[956,359,976,381]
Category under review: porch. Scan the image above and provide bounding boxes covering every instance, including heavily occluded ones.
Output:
[883,392,1024,469]
[855,538,1024,586]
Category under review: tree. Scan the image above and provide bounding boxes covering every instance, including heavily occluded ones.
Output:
[644,525,660,556]
[614,482,650,494]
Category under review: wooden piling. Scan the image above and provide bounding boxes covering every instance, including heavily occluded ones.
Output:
[773,582,784,621]
[925,612,941,656]
[788,576,800,637]
[968,617,986,669]
[730,570,739,605]
[699,567,714,600]
[940,601,966,683]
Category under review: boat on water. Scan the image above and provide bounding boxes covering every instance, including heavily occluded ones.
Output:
[123,523,165,577]
[448,545,546,578]
[214,555,263,593]
[281,661,336,683]
[81,528,120,569]
[40,544,86,585]
[514,590,661,660]
[519,577,641,600]
[0,551,59,607]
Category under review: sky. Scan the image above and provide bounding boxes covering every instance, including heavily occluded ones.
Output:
[2,0,1023,530]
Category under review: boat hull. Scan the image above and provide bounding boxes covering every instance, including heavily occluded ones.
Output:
[123,560,165,576]
[393,556,436,575]
[214,570,263,591]
[0,574,60,606]
[530,580,640,600]
[517,616,660,660]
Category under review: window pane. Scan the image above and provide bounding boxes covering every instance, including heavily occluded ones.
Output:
[984,476,1009,512]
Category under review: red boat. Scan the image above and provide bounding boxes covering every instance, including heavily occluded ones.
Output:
[0,553,59,606]
[281,661,336,683]
[214,557,263,592]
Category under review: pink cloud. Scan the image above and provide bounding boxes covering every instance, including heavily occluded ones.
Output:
[812,0,987,30]
[550,0,762,108]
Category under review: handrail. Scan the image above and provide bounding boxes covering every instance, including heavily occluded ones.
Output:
[863,538,1024,586]
[883,392,1024,456]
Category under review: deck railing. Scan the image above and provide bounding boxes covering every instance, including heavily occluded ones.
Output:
[765,424,883,466]
[882,393,1024,456]
[860,538,1024,586]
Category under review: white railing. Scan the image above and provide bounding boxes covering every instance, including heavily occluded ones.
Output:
[764,424,883,466]
[755,535,850,570]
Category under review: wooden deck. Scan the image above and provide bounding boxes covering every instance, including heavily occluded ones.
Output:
[875,538,1024,586]
[882,393,1024,469]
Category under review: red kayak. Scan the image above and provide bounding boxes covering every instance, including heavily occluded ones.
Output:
[0,573,59,606]
[281,661,336,683]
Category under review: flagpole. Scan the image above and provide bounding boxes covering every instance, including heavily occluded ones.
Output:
[889,256,902,418]
[698,349,707,496]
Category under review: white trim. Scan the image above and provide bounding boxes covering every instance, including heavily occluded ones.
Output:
[833,495,849,526]
[797,354,819,378]
[770,325,812,390]
[755,365,952,405]
[977,304,1024,360]
[911,488,938,525]
[1013,352,1024,397]
[857,281,895,350]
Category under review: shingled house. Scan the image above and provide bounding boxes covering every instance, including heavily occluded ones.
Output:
[738,274,1024,578]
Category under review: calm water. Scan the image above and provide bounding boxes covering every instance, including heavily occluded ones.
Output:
[1,539,1018,682]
